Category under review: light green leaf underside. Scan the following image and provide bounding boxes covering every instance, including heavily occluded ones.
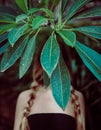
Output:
[66,0,89,20]
[51,56,71,109]
[16,14,28,23]
[40,33,60,77]
[75,41,101,81]
[74,26,101,40]
[8,24,28,46]
[58,30,76,47]
[0,36,29,72]
[19,35,37,78]
[32,16,48,30]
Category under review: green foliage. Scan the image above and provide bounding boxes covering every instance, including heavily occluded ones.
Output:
[75,41,101,81]
[74,26,101,40]
[15,0,28,13]
[0,36,28,72]
[32,16,48,30]
[51,55,70,109]
[8,24,28,46]
[66,0,89,20]
[0,0,101,109]
[58,30,76,47]
[19,34,37,78]
[41,33,60,77]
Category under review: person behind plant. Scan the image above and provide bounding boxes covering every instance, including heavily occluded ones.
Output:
[13,42,85,130]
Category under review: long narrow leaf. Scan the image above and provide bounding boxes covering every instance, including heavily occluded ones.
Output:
[16,0,28,13]
[0,42,9,55]
[74,26,101,40]
[19,35,37,78]
[75,41,101,81]
[66,0,89,20]
[0,33,8,44]
[51,55,71,109]
[8,24,28,46]
[0,36,29,72]
[58,30,76,47]
[73,7,101,19]
[40,33,60,77]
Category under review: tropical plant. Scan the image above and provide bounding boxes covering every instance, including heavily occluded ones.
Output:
[0,0,101,110]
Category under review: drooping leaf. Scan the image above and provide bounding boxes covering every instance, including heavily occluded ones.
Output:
[75,41,101,81]
[0,35,29,72]
[73,7,101,19]
[32,16,48,30]
[0,24,16,35]
[74,26,101,40]
[40,33,60,77]
[51,55,71,109]
[58,30,76,47]
[66,0,89,20]
[19,35,37,78]
[0,42,9,55]
[0,33,8,44]
[16,14,28,23]
[8,24,28,46]
[15,0,28,13]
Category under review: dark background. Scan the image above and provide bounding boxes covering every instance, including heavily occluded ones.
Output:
[0,0,101,130]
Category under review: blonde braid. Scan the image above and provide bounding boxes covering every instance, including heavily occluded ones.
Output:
[19,84,38,130]
[71,88,84,130]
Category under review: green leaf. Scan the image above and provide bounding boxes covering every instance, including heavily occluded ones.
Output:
[40,8,53,18]
[28,8,39,15]
[75,41,101,81]
[0,13,15,23]
[32,16,48,30]
[16,0,28,13]
[0,36,29,72]
[51,55,71,109]
[0,42,9,55]
[61,0,68,12]
[58,30,76,47]
[73,7,101,19]
[74,26,101,40]
[16,14,28,23]
[8,24,28,46]
[19,35,37,78]
[0,24,16,35]
[0,33,8,44]
[43,71,50,87]
[66,0,89,20]
[40,33,60,77]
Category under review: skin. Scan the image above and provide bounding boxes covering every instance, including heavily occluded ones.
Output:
[13,85,85,130]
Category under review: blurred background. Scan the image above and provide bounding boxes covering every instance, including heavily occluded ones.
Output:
[0,0,101,130]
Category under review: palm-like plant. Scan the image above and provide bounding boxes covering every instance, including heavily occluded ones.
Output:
[0,0,101,109]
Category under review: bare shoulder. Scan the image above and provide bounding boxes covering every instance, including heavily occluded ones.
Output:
[16,89,32,108]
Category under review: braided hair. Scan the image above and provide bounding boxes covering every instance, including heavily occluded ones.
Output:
[19,42,84,130]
